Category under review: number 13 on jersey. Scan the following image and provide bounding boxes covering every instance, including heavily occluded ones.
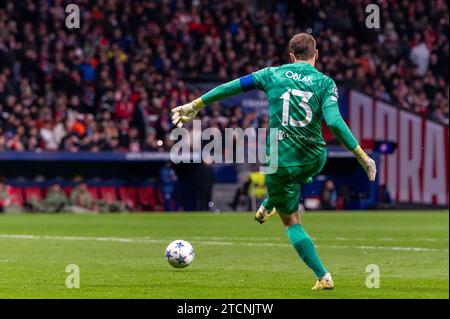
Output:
[280,89,313,127]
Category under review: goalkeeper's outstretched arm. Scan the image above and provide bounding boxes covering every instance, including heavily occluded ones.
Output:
[171,75,255,128]
[322,98,377,182]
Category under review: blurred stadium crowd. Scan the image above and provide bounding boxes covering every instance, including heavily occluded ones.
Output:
[0,0,448,153]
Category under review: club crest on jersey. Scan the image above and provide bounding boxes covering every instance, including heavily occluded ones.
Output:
[285,71,313,83]
[333,85,339,97]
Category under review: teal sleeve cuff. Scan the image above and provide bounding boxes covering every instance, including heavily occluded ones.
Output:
[323,103,358,150]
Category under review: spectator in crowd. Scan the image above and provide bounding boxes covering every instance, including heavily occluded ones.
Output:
[68,181,127,213]
[41,184,69,213]
[159,161,179,211]
[230,165,265,211]
[25,183,69,213]
[410,40,431,76]
[247,165,267,212]
[230,179,250,211]
[193,159,216,211]
[69,182,96,213]
[321,180,338,210]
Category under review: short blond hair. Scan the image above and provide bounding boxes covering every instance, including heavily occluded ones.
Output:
[288,33,316,60]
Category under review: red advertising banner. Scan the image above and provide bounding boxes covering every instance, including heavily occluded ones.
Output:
[348,90,449,205]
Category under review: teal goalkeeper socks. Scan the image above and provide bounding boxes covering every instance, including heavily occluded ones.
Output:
[286,224,327,279]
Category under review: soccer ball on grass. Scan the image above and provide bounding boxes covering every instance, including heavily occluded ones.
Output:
[165,240,195,268]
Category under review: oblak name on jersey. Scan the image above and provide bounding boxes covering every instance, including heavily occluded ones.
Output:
[285,70,313,83]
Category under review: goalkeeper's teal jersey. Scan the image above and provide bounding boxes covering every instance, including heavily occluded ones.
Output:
[252,63,339,167]
[200,62,357,168]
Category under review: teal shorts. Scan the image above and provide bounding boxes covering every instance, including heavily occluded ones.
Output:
[262,152,326,214]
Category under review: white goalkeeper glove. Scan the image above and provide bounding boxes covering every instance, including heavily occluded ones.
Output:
[352,146,377,182]
[171,98,205,128]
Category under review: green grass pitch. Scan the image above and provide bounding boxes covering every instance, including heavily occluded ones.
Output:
[0,211,448,299]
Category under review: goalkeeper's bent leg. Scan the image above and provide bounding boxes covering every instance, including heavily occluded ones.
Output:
[280,210,327,279]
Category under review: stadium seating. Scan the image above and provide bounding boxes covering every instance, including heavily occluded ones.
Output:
[24,187,43,202]
[118,187,138,211]
[1,183,167,212]
[137,186,165,211]
[99,187,119,205]
[9,187,24,207]
[63,187,74,196]
[87,187,100,201]
[137,186,156,210]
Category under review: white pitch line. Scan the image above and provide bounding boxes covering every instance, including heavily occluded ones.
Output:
[0,234,447,252]
[332,236,447,242]
[190,236,448,243]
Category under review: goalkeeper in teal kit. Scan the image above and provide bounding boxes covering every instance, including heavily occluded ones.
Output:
[171,33,376,290]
